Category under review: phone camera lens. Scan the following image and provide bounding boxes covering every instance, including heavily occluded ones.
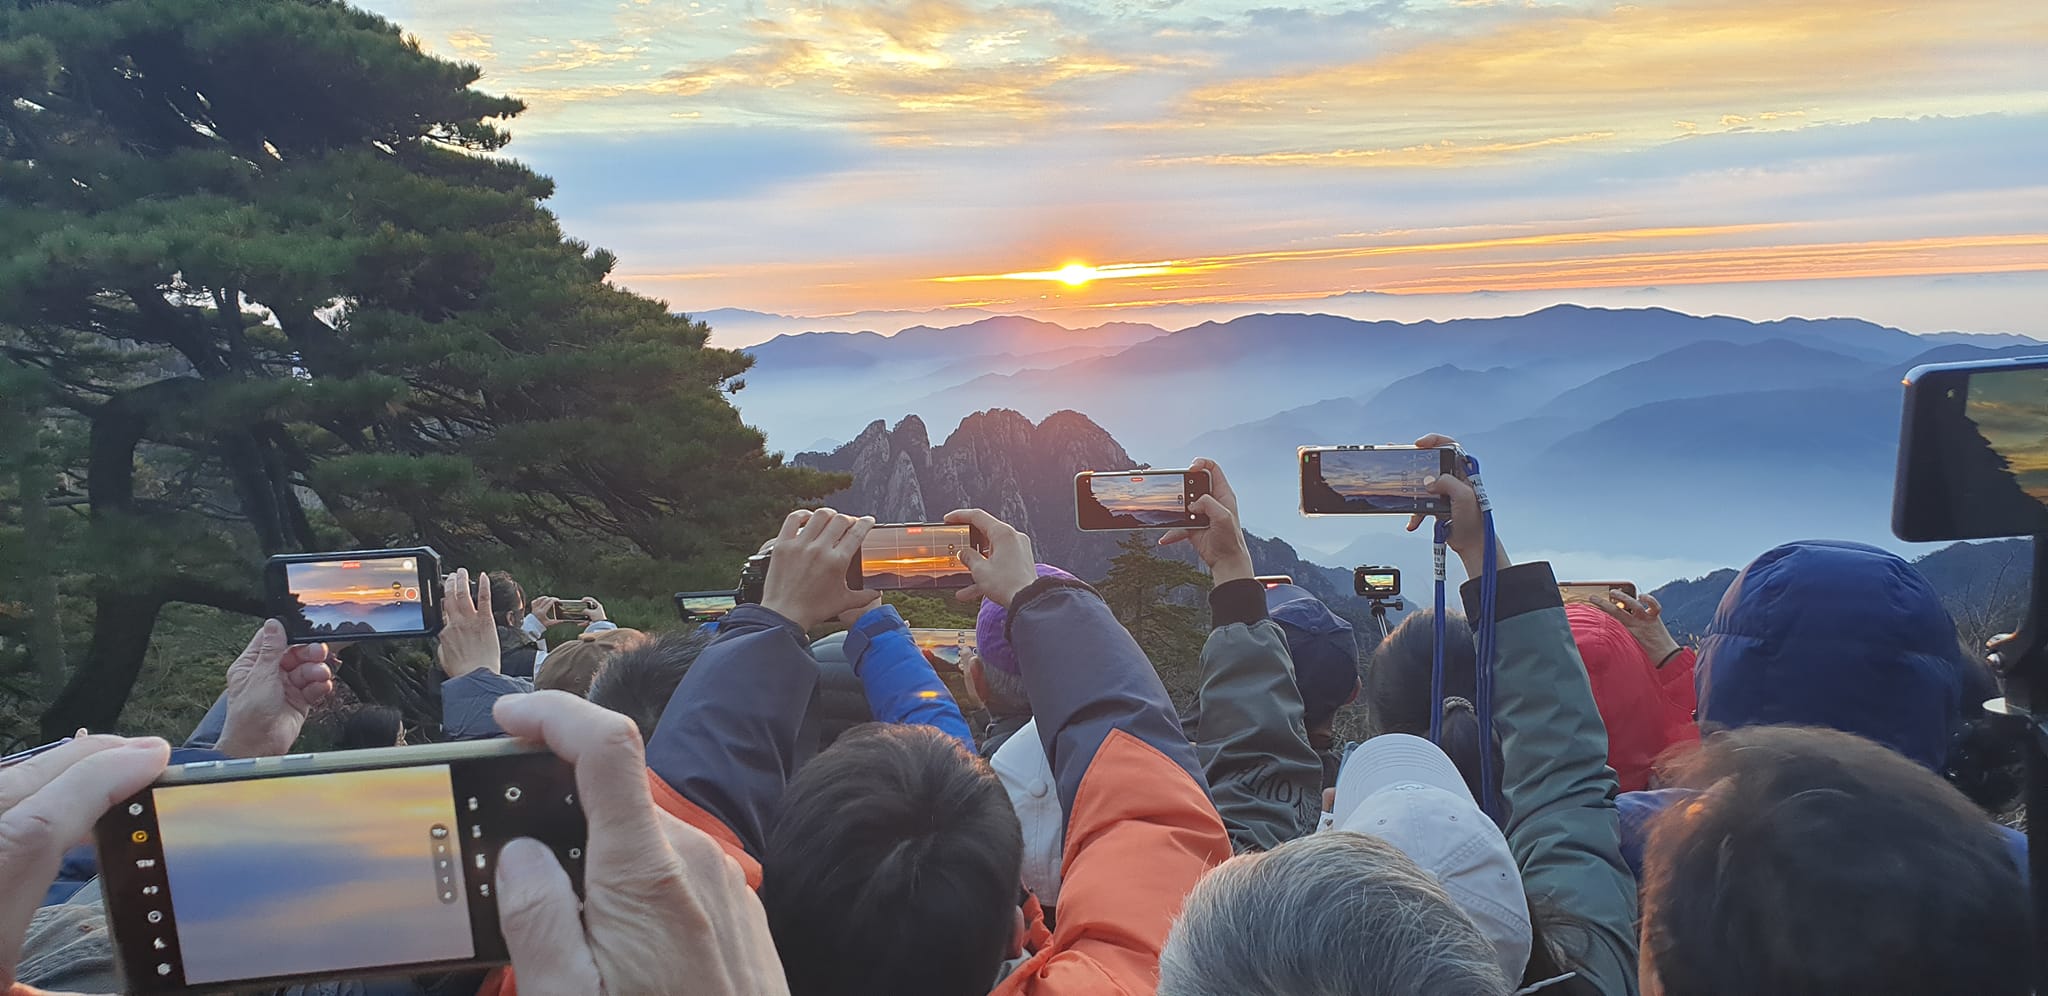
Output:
[503,786,522,803]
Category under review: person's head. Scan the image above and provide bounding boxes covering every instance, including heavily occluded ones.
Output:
[586,628,711,740]
[1698,541,1973,772]
[972,563,1075,718]
[1264,584,1360,735]
[336,705,404,750]
[1641,725,2028,996]
[1366,610,1498,810]
[1159,831,1513,996]
[535,628,645,697]
[762,723,1024,996]
[1564,603,1698,792]
[487,572,527,629]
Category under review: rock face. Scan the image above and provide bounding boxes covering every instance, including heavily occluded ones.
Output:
[794,408,1359,618]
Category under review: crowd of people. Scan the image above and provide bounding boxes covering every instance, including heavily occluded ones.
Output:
[1,433,2034,996]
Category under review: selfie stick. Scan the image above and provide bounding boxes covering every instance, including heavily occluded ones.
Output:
[1986,536,2048,982]
[1426,455,1505,826]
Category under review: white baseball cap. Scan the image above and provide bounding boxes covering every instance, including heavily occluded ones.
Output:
[990,719,1064,907]
[1331,733,1531,983]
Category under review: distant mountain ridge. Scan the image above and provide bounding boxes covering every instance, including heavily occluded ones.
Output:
[737,305,2046,587]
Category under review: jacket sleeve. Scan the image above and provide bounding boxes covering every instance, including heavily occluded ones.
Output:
[1462,562,1640,996]
[1188,579,1320,852]
[844,604,975,750]
[994,578,1230,996]
[184,692,229,749]
[643,604,819,856]
[440,671,533,741]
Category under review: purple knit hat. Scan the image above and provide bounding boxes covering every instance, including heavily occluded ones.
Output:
[976,564,1077,676]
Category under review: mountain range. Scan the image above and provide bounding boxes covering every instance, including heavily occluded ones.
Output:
[738,305,2047,588]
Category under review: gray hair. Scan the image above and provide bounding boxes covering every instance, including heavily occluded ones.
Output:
[1159,832,1513,996]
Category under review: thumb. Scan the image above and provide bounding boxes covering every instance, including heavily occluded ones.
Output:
[496,838,602,993]
[240,619,286,664]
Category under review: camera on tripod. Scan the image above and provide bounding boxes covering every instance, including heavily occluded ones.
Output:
[1354,566,1401,600]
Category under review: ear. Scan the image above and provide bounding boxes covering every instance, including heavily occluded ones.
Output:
[1009,905,1027,959]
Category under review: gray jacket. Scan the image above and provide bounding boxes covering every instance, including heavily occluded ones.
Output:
[1185,578,1322,852]
[1464,563,1639,996]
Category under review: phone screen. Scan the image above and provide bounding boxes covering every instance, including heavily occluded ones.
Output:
[99,747,582,993]
[276,554,428,641]
[860,525,977,591]
[1077,470,1210,530]
[1896,360,2048,541]
[910,628,976,666]
[1301,448,1453,515]
[676,592,739,619]
[1559,582,1638,603]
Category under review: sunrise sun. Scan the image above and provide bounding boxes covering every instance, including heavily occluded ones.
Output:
[1057,263,1098,286]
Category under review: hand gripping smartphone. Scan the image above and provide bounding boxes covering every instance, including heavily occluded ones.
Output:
[95,740,584,994]
[1299,445,1461,516]
[264,548,443,645]
[1075,469,1213,531]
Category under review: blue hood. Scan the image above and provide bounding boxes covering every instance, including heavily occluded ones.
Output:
[1698,540,1972,771]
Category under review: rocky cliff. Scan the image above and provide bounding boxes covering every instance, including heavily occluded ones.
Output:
[794,409,1363,622]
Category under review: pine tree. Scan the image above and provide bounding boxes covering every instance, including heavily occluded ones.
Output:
[0,0,842,737]
[1096,534,1211,676]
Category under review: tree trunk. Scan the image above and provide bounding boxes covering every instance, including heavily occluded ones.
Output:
[41,589,167,738]
[19,451,66,691]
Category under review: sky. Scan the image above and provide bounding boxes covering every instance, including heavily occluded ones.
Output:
[360,0,2048,345]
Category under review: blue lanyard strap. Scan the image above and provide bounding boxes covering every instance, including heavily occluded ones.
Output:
[1428,453,1504,826]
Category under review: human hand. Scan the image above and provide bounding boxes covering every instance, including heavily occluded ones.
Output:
[1159,458,1254,585]
[1,734,170,993]
[581,597,608,625]
[492,692,789,996]
[214,620,336,759]
[1403,433,1510,578]
[1601,591,1683,664]
[837,592,885,627]
[528,595,562,628]
[438,568,503,679]
[945,508,1039,607]
[760,509,875,630]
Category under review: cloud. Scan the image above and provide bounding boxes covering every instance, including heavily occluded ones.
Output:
[1150,130,1620,167]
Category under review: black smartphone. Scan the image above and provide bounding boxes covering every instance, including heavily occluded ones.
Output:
[1075,469,1212,531]
[1355,566,1402,598]
[674,590,740,621]
[857,523,987,592]
[1895,355,2048,542]
[0,738,73,769]
[1300,446,1460,516]
[1559,581,1638,603]
[95,740,583,995]
[264,549,442,645]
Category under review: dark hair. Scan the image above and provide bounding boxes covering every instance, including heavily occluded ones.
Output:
[1366,610,1501,813]
[487,572,526,628]
[1642,726,2029,996]
[762,724,1023,996]
[336,705,403,750]
[587,629,711,741]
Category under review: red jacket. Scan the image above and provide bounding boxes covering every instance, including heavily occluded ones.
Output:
[1564,604,1699,792]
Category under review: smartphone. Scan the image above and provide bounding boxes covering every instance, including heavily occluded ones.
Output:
[857,523,987,592]
[1256,575,1295,588]
[674,590,740,621]
[910,628,977,669]
[1559,581,1639,603]
[1075,469,1212,531]
[95,740,583,994]
[1355,566,1402,598]
[1895,355,2048,542]
[0,738,73,769]
[1299,446,1460,516]
[264,549,442,645]
[550,598,591,622]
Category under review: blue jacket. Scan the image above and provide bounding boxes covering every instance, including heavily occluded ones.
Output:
[842,605,974,750]
[1694,539,1972,770]
[1618,540,2023,877]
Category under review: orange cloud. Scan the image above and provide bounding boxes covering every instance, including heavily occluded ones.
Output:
[1149,131,1619,168]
